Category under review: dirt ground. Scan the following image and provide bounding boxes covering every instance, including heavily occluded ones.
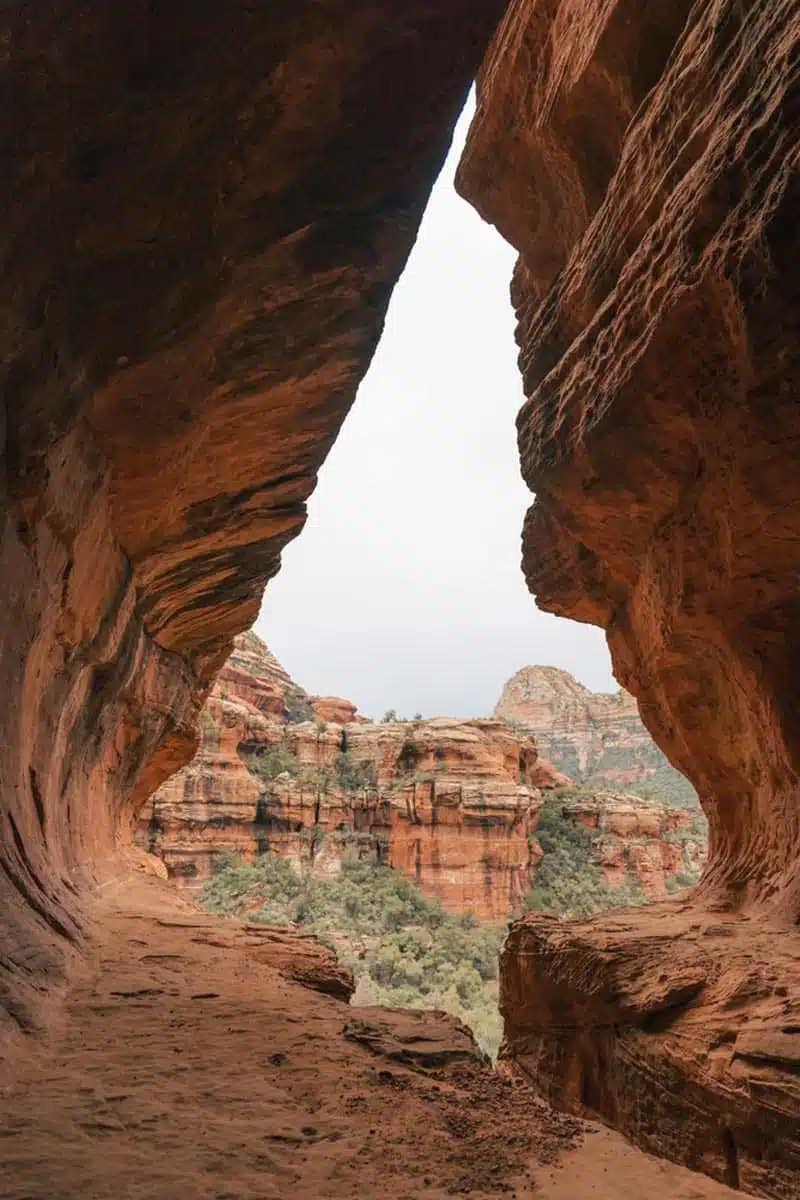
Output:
[0,871,739,1200]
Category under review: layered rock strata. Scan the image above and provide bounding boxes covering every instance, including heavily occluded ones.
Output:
[459,0,800,1192]
[141,636,547,921]
[0,0,505,1054]
[563,792,706,900]
[495,666,697,803]
[139,634,705,915]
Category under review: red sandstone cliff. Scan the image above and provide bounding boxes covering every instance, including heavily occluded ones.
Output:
[139,633,705,919]
[495,666,696,803]
[140,635,545,922]
[0,2,507,1062]
[561,791,706,900]
[2,3,798,1195]
[458,0,799,1192]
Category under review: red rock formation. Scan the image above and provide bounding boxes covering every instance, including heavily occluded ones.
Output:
[561,791,706,900]
[0,1,506,1054]
[219,631,299,717]
[3,2,797,1193]
[458,0,799,1191]
[2,870,743,1200]
[495,666,696,801]
[311,697,360,725]
[140,636,704,916]
[529,759,572,790]
[141,668,545,922]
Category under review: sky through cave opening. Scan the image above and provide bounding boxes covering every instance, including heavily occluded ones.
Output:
[255,94,615,720]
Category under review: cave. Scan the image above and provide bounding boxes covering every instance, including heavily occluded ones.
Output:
[0,2,798,1198]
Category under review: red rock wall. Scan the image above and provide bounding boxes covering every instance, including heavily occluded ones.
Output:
[140,676,546,922]
[458,0,800,1191]
[494,666,696,800]
[563,793,706,899]
[0,1,506,1057]
[139,637,705,917]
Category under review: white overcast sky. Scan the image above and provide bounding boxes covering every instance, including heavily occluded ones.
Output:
[255,97,615,719]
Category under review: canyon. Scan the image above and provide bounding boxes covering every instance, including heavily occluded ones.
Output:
[0,1,797,1197]
[140,631,546,921]
[138,632,704,918]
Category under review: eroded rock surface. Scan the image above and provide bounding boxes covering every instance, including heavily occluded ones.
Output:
[0,0,505,1055]
[562,791,706,900]
[459,0,800,1191]
[0,872,740,1200]
[495,667,697,802]
[500,906,800,1197]
[140,635,705,914]
[139,635,546,920]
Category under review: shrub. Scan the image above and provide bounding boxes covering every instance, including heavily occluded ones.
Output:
[285,687,313,724]
[333,752,377,793]
[665,868,702,894]
[247,746,299,781]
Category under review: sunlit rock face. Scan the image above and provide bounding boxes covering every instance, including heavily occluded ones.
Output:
[0,0,506,1060]
[459,0,800,1192]
[494,666,697,802]
[139,635,546,921]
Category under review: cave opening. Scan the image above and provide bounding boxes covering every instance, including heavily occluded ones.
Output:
[133,85,712,1095]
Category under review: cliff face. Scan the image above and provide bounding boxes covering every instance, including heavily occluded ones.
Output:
[564,792,706,900]
[458,0,799,1192]
[0,1,506,1056]
[140,635,545,921]
[140,634,706,917]
[495,666,697,801]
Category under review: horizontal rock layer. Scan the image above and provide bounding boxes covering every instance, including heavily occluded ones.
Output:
[140,634,547,921]
[138,634,705,914]
[458,0,799,1191]
[501,907,800,1197]
[0,0,506,1058]
[563,792,706,899]
[495,665,697,803]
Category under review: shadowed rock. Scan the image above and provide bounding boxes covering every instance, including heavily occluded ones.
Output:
[458,0,800,1192]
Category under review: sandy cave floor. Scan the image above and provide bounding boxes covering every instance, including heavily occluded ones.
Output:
[0,872,739,1200]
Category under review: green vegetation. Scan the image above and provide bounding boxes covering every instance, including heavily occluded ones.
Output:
[538,733,701,810]
[333,752,377,793]
[285,686,313,724]
[247,740,378,797]
[524,795,648,918]
[220,733,707,1061]
[200,851,505,1058]
[665,869,701,894]
[248,745,300,781]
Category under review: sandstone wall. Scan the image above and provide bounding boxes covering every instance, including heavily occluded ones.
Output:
[140,639,546,922]
[139,634,706,918]
[458,0,799,1192]
[563,792,706,899]
[0,1,506,1056]
[495,665,697,801]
